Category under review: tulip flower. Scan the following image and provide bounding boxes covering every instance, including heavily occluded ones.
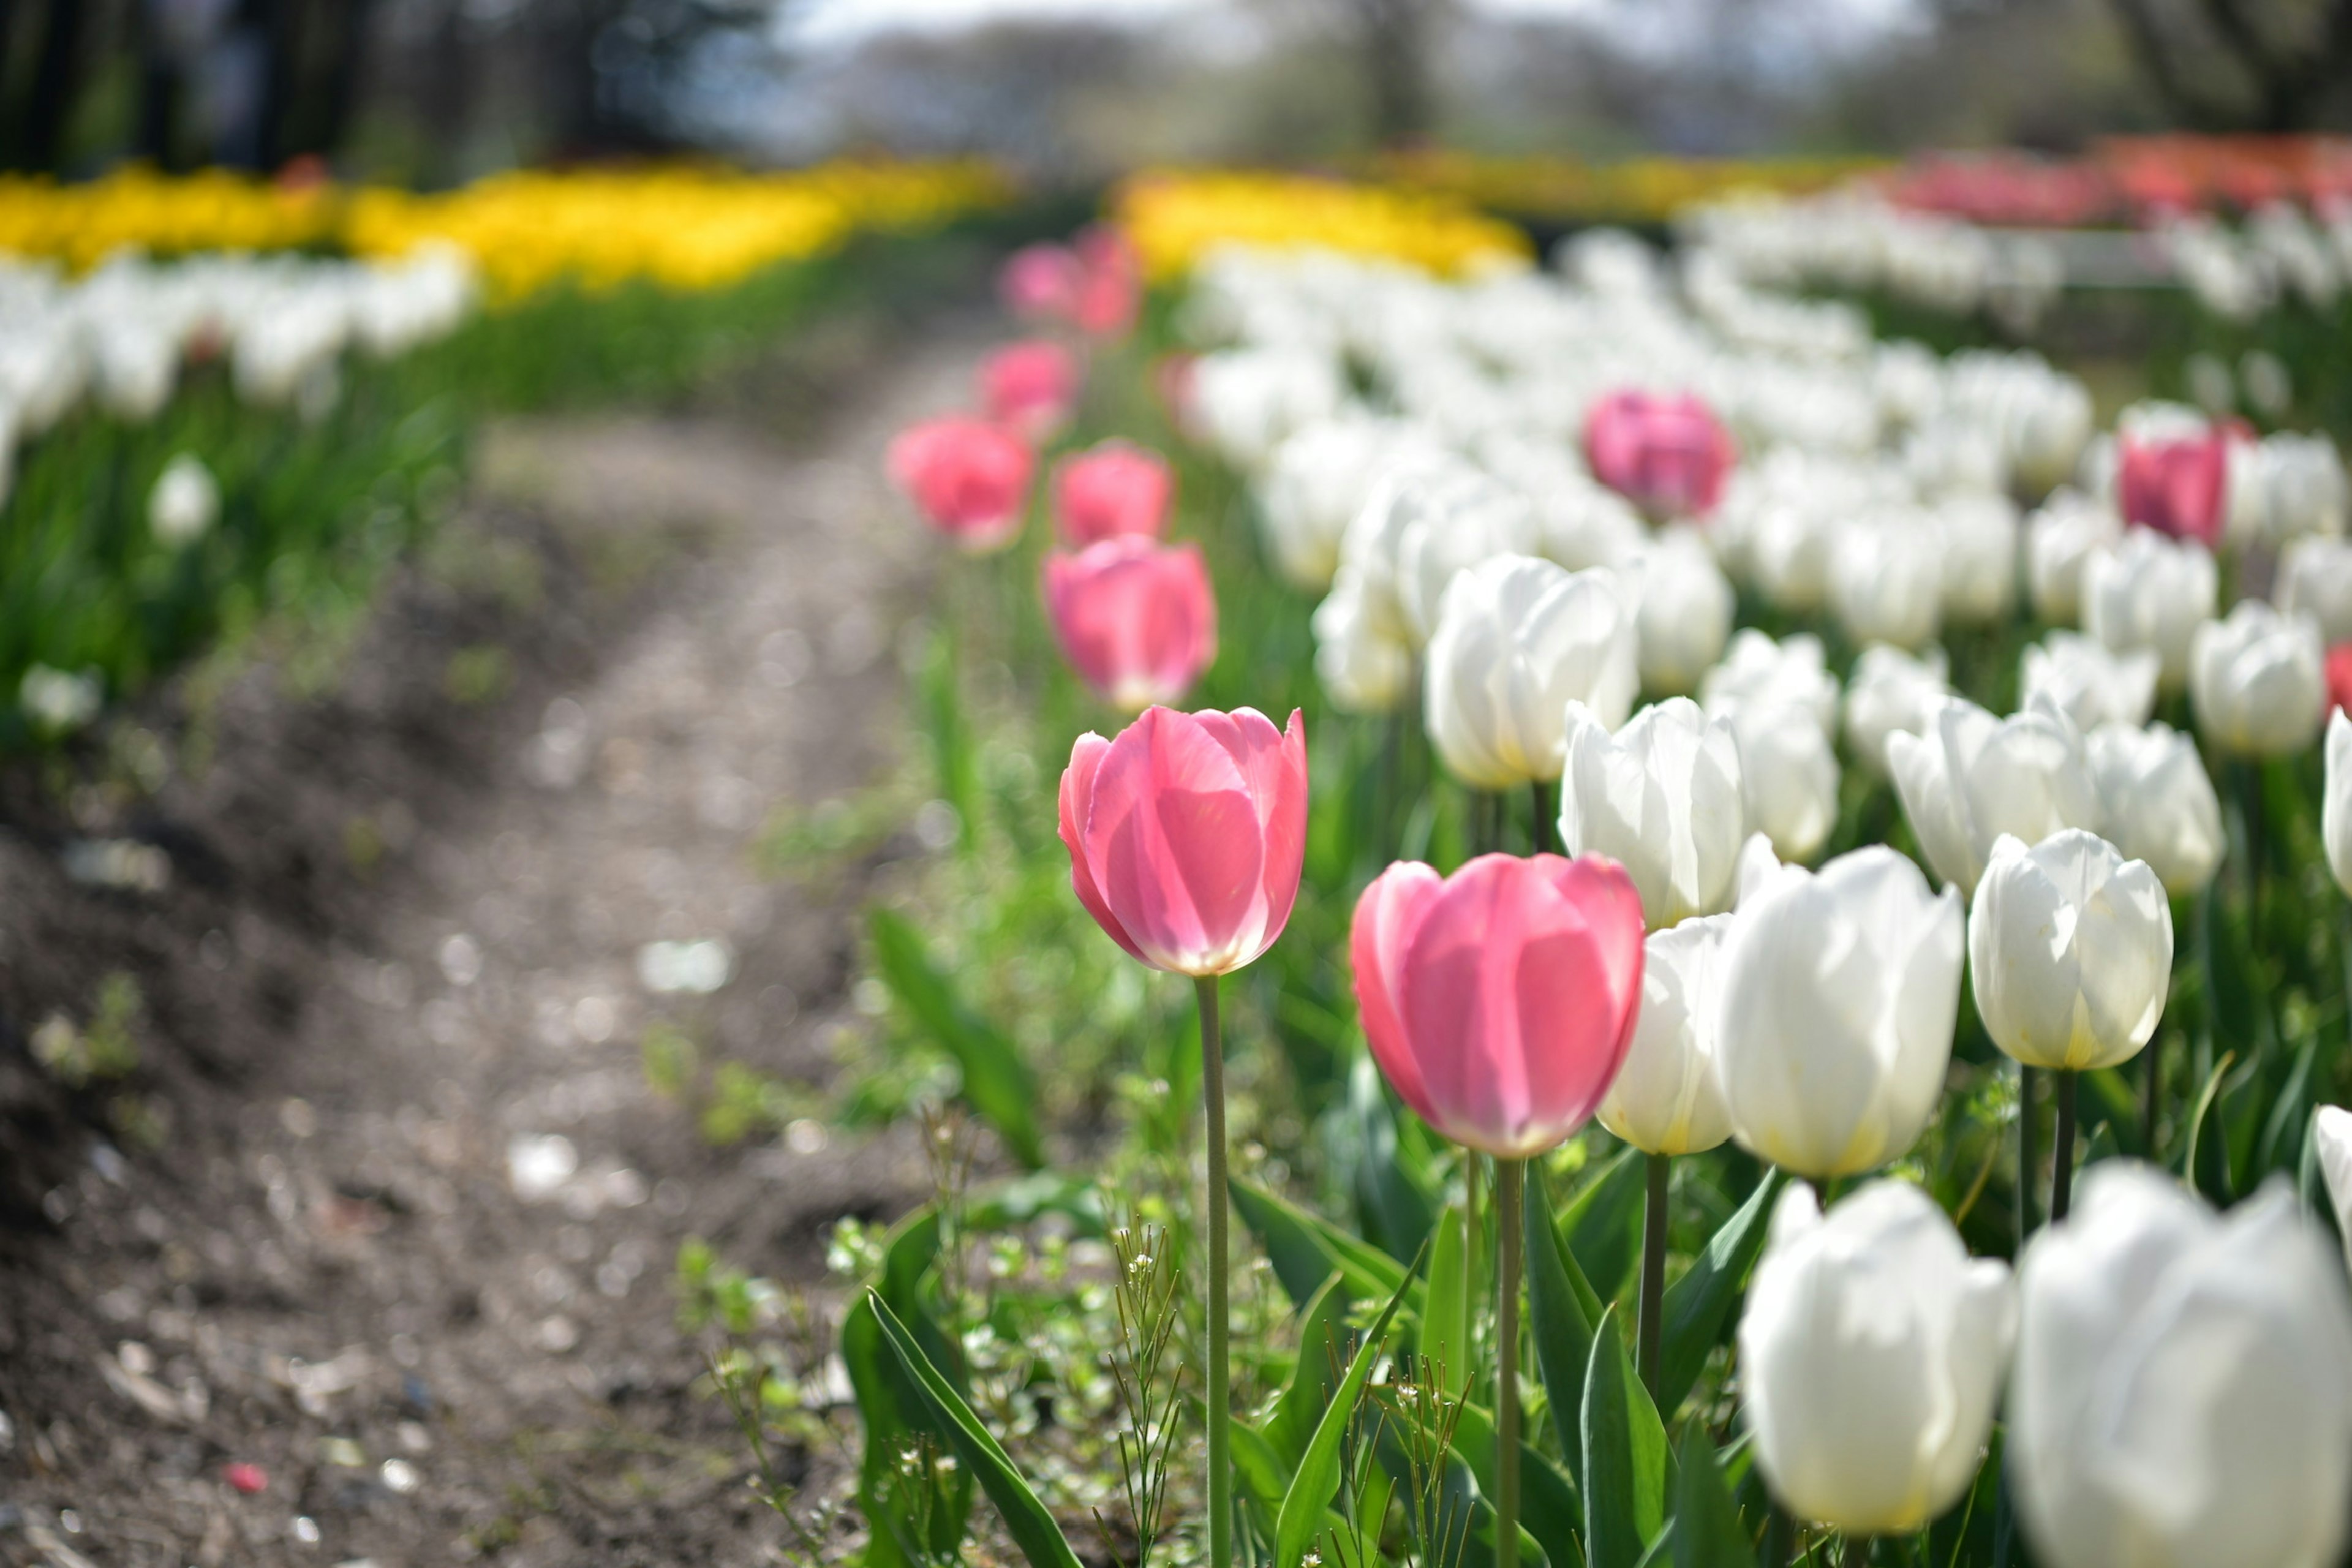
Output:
[1052,439,1172,546]
[2246,431,2350,546]
[2325,710,2352,899]
[1624,526,1734,696]
[1311,574,1412,715]
[1740,1181,2015,1538]
[1889,695,2102,897]
[1352,850,1644,1555]
[2275,535,2352,646]
[1844,644,1950,778]
[1071,224,1142,339]
[998,243,1082,322]
[2082,528,2216,694]
[1392,470,1537,649]
[2025,489,2122,625]
[1256,418,1431,590]
[1558,698,1746,930]
[2020,631,2160,733]
[1583,388,1736,521]
[1042,539,1216,710]
[1188,347,1345,471]
[2316,1104,2352,1267]
[885,416,1035,554]
[2116,426,2230,545]
[2328,642,2352,717]
[149,453,219,546]
[1599,914,1735,1158]
[2010,1164,2352,1568]
[1935,493,2020,625]
[1727,706,1842,865]
[1061,705,1307,1568]
[2086,722,2224,896]
[980,339,1081,442]
[1715,846,1965,1180]
[1830,514,1945,650]
[1424,556,1636,793]
[1700,630,1841,737]
[2191,600,2326,758]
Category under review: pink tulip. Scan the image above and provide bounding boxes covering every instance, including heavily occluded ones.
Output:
[981,339,1081,441]
[1059,705,1307,977]
[1352,853,1645,1158]
[885,416,1034,554]
[2117,429,2230,546]
[1072,225,1142,339]
[1044,538,1216,709]
[999,243,1084,322]
[1054,439,1174,545]
[1583,390,1736,521]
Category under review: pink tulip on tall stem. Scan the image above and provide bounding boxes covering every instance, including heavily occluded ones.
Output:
[1352,853,1646,1568]
[1060,706,1308,1568]
[1042,538,1216,710]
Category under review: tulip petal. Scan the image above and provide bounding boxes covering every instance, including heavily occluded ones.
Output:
[1085,706,1265,974]
[1060,731,1149,967]
[1352,861,1446,1126]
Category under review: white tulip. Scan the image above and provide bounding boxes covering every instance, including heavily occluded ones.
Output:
[2082,529,2217,694]
[1311,572,1412,715]
[1830,513,1945,650]
[2314,1104,2352,1270]
[1424,556,1634,789]
[1624,526,1734,695]
[2025,489,2123,625]
[1188,347,1345,471]
[2277,535,2352,646]
[1393,469,1537,647]
[1598,914,1734,1156]
[1715,845,1964,1178]
[2190,600,2326,758]
[2088,722,2225,896]
[1740,1180,2015,1534]
[1559,697,1746,928]
[2325,710,2352,898]
[2011,1164,2352,1568]
[1700,630,1841,737]
[2019,631,2160,732]
[148,453,219,547]
[1936,493,2019,624]
[1727,705,1841,864]
[1480,435,1647,572]
[1257,418,1435,590]
[2248,432,2349,545]
[1844,644,1950,778]
[1890,695,2102,897]
[1968,831,2172,1072]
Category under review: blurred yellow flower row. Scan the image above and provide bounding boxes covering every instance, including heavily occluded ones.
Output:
[1369,149,1889,224]
[0,160,1013,299]
[1112,169,1534,280]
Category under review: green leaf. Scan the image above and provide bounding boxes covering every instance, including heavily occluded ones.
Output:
[1265,1273,1349,1470]
[1453,1396,1585,1561]
[840,1207,969,1568]
[1526,1166,1602,1485]
[1349,1051,1441,1261]
[1273,1246,1422,1568]
[1232,1175,1416,1310]
[1422,1201,1472,1395]
[1656,1171,1782,1418]
[1230,1414,1294,1516]
[1669,1427,1750,1568]
[869,1291,1085,1568]
[868,907,1045,1169]
[1562,1148,1648,1302]
[1580,1305,1667,1568]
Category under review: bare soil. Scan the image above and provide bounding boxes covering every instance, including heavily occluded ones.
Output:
[0,303,995,1566]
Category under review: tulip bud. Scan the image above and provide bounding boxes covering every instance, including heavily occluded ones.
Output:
[1968,831,2172,1072]
[1740,1181,2015,1534]
[1042,539,1217,710]
[1715,846,1964,1178]
[2025,489,2123,625]
[1052,440,1172,546]
[1558,698,1746,929]
[2324,710,2352,898]
[1890,695,2102,897]
[149,453,219,547]
[2087,721,2225,895]
[2277,535,2352,647]
[979,339,1080,443]
[1423,556,1634,789]
[1624,527,1735,695]
[2011,1164,2352,1568]
[1830,513,1945,651]
[1844,644,1950,778]
[2190,600,2326,758]
[1597,913,1733,1156]
[1582,388,1736,521]
[1352,852,1645,1158]
[1060,706,1307,976]
[2082,529,2217,694]
[2020,631,2160,733]
[886,416,1034,554]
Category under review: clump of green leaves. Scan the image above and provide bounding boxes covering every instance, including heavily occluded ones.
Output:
[33,971,145,1088]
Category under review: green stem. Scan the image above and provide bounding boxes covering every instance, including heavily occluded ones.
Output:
[2017,1063,2038,1240]
[2051,1070,2078,1224]
[1529,779,1556,856]
[1495,1158,1525,1568]
[1637,1152,1669,1398]
[1765,1507,1794,1568]
[1197,973,1231,1568]
[1464,1152,1482,1393]
[2141,1028,2162,1159]
[1842,1534,1871,1568]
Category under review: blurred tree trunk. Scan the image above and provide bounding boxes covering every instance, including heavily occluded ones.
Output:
[1350,0,1439,147]
[2106,0,2352,131]
[6,0,94,170]
[135,0,187,170]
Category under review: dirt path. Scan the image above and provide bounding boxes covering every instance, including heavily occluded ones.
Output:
[0,315,994,1566]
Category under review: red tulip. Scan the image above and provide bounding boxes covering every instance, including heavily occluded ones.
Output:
[1054,439,1174,545]
[1583,390,1736,521]
[885,416,1033,554]
[981,339,1081,441]
[2117,429,2230,546]
[1352,853,1645,1158]
[2328,643,2352,716]
[1044,538,1217,710]
[999,243,1083,322]
[1059,705,1306,976]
